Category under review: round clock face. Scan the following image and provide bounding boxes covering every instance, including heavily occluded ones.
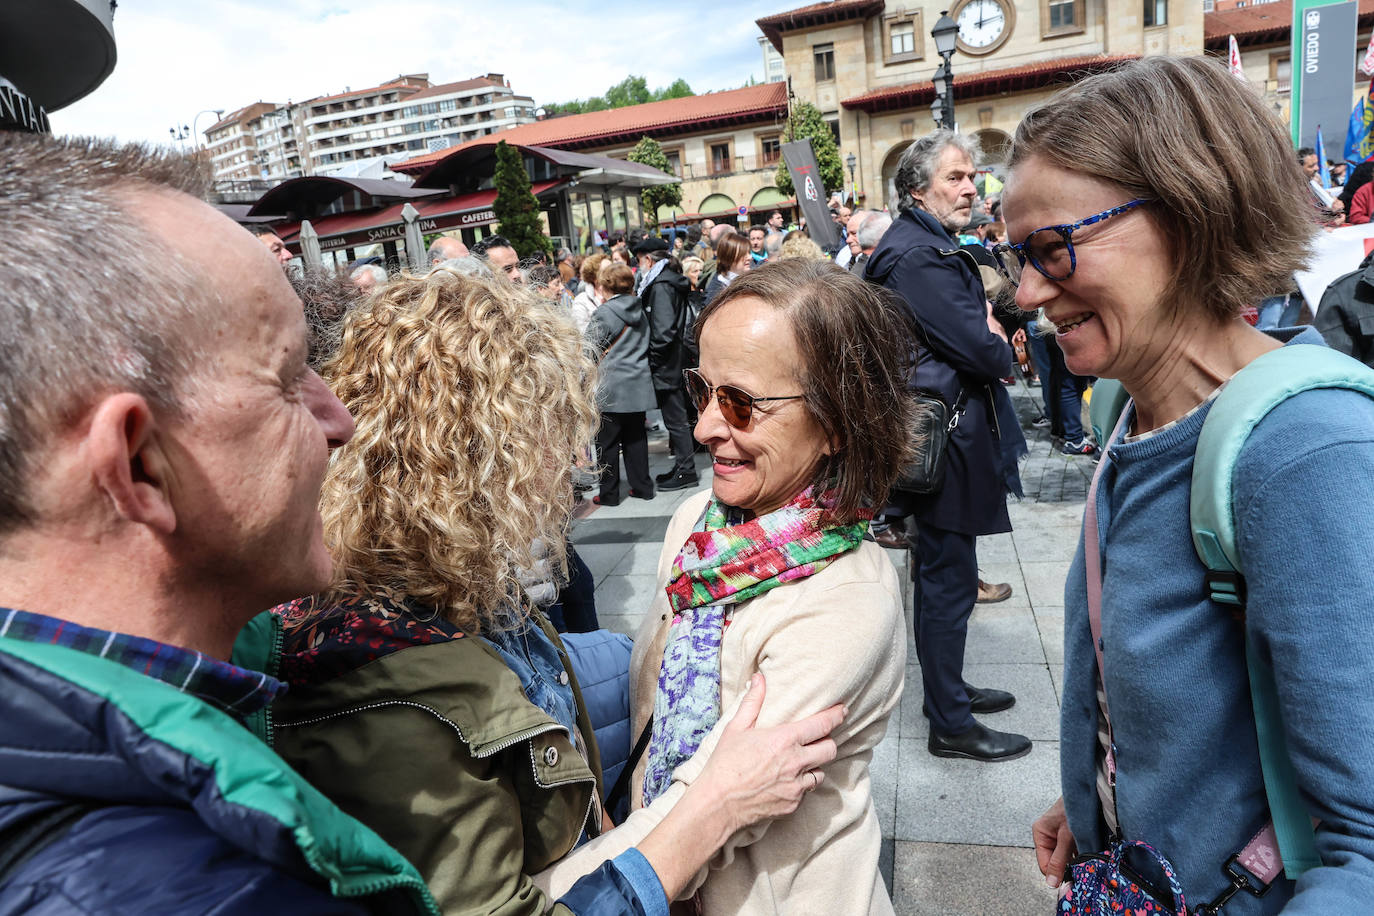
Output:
[956,0,1008,51]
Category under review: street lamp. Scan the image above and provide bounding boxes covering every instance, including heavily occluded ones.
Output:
[168,124,190,149]
[191,109,224,149]
[845,152,857,203]
[930,10,958,130]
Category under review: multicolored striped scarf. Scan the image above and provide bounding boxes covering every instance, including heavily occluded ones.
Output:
[642,487,870,803]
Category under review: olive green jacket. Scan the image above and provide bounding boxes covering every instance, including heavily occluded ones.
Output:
[235,611,604,916]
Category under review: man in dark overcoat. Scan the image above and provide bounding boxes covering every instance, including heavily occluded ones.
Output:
[865,130,1032,762]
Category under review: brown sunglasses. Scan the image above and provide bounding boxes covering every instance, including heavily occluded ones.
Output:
[683,368,803,430]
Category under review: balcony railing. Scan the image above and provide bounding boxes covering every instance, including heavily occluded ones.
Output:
[678,154,779,181]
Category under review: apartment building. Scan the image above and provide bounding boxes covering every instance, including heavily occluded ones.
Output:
[304,73,535,171]
[202,73,536,183]
[205,102,293,182]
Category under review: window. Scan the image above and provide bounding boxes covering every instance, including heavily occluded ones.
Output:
[1042,0,1084,35]
[814,43,835,82]
[891,22,914,55]
[663,149,683,177]
[760,135,782,165]
[884,12,924,63]
[1143,0,1166,26]
[1270,54,1291,93]
[826,118,841,146]
[710,141,733,175]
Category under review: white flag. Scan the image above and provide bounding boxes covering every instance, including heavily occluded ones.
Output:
[1363,29,1374,76]
[1228,35,1246,81]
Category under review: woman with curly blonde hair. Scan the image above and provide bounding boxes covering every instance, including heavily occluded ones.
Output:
[238,268,847,916]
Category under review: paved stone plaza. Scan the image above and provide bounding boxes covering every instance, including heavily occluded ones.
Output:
[572,389,1094,915]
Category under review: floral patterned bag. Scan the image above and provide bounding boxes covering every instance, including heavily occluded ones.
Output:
[1059,840,1190,915]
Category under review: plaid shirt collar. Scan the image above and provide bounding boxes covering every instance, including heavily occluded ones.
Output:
[0,607,284,717]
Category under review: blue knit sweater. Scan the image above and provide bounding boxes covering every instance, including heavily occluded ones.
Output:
[1061,336,1374,913]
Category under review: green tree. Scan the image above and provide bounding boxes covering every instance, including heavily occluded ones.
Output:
[628,136,683,228]
[606,76,652,108]
[545,77,694,116]
[657,78,694,100]
[774,101,845,198]
[491,140,551,257]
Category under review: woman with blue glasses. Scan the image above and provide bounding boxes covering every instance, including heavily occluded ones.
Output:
[1003,56,1374,912]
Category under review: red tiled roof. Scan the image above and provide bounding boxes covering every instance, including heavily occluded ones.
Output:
[1204,0,1374,48]
[206,101,278,134]
[391,83,788,173]
[842,54,1140,113]
[403,76,504,103]
[307,75,429,106]
[756,0,884,52]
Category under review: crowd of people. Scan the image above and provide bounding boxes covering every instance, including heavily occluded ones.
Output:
[3,53,1374,916]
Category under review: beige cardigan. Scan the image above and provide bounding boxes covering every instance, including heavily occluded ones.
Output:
[539,490,905,914]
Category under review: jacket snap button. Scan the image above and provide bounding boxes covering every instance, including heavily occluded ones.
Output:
[558,670,569,685]
[543,746,559,767]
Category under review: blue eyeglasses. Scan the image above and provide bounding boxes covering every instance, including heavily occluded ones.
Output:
[993,199,1147,286]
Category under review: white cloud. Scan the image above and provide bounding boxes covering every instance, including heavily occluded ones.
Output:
[50,0,792,145]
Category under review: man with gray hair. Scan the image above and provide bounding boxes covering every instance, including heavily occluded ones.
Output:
[863,129,1030,764]
[0,133,438,912]
[845,209,890,275]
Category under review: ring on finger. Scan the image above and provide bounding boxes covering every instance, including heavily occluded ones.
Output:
[807,770,820,791]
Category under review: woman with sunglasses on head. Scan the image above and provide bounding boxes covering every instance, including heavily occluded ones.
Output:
[239,269,848,916]
[541,259,919,914]
[1000,57,1374,911]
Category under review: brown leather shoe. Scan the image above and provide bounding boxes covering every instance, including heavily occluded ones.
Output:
[976,579,1012,603]
[872,528,909,550]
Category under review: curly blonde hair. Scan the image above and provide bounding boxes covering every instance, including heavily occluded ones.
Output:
[318,269,598,633]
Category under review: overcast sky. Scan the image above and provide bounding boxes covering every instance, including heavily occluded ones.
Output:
[52,0,795,144]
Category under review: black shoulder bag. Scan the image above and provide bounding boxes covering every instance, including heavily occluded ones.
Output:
[892,386,968,496]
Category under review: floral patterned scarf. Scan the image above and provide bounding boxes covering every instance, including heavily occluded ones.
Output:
[642,487,871,803]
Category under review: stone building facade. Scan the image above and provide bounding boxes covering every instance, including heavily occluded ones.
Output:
[392,83,795,230]
[757,0,1204,209]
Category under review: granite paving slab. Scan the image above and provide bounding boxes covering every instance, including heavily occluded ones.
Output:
[895,737,1061,847]
[892,841,1058,916]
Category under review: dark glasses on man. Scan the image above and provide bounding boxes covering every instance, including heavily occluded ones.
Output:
[683,368,803,430]
[992,199,1146,287]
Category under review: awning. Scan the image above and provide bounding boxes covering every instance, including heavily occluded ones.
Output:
[276,179,565,253]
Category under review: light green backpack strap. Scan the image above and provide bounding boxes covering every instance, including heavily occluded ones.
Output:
[1089,377,1130,447]
[1191,344,1374,879]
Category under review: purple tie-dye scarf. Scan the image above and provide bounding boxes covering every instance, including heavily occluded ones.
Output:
[641,487,870,803]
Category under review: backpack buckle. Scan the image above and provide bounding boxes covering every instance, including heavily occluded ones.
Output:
[1205,569,1247,608]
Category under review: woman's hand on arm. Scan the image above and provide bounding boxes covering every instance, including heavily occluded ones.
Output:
[635,673,844,900]
[1031,797,1076,888]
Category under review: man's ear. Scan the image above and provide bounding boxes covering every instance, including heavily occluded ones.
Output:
[87,393,177,535]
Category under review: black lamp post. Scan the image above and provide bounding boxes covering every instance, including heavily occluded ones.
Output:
[845,152,857,202]
[931,10,958,130]
[168,124,190,149]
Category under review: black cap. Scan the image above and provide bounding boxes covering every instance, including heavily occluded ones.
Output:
[630,236,670,255]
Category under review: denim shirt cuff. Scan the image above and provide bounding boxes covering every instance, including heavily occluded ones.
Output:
[611,848,669,916]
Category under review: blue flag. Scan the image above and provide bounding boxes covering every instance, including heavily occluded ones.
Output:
[1346,78,1374,166]
[1314,127,1332,188]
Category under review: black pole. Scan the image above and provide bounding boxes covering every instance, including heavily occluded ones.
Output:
[942,51,956,131]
